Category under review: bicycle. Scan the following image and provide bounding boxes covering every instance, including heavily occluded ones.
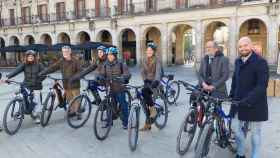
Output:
[126,84,168,151]
[161,74,180,105]
[40,76,67,127]
[66,78,106,129]
[0,73,38,135]
[194,97,239,158]
[93,77,132,141]
[176,80,209,155]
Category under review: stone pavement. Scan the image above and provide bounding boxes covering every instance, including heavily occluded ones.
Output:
[0,66,279,158]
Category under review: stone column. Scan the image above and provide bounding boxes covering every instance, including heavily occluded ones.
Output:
[175,27,185,65]
[195,19,203,63]
[229,16,238,64]
[135,25,142,66]
[268,16,278,65]
[161,23,168,66]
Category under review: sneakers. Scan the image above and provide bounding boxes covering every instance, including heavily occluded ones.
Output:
[0,125,2,132]
[34,117,41,124]
[140,123,151,131]
[122,125,128,130]
[236,155,246,158]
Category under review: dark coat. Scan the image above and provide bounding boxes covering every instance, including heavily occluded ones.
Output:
[7,63,45,90]
[99,60,131,93]
[229,52,269,122]
[198,51,230,98]
[39,58,81,89]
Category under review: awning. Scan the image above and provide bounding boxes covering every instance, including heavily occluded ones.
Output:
[1,45,25,52]
[22,44,50,52]
[48,43,75,51]
[74,42,115,51]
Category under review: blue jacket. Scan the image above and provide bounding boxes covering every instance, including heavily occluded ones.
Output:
[229,52,269,121]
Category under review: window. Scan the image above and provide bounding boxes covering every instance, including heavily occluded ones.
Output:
[38,4,48,22]
[75,0,86,18]
[146,0,157,12]
[9,9,15,25]
[95,0,109,17]
[21,7,31,24]
[56,2,66,21]
[176,0,188,9]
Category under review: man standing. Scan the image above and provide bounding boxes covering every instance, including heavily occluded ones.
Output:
[230,37,269,158]
[39,46,81,116]
[198,41,230,98]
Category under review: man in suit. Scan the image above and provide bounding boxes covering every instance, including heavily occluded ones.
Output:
[230,37,269,158]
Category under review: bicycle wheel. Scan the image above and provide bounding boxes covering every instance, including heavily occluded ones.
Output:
[40,93,55,127]
[154,95,168,129]
[195,122,215,158]
[124,90,132,110]
[3,98,24,135]
[166,81,180,105]
[176,109,197,155]
[93,101,113,141]
[194,125,205,150]
[67,95,92,129]
[128,105,140,151]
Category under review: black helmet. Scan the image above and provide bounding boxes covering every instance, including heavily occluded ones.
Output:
[25,50,37,56]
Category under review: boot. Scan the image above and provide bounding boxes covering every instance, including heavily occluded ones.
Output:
[140,123,151,131]
[149,106,157,119]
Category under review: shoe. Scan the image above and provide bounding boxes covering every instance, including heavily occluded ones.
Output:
[0,125,2,132]
[123,125,128,130]
[236,155,246,158]
[68,112,77,118]
[140,123,151,131]
[149,106,157,119]
[34,118,41,124]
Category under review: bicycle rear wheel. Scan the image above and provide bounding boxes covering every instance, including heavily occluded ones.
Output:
[93,101,112,141]
[3,98,24,135]
[176,109,197,155]
[128,105,140,151]
[40,93,55,127]
[67,95,92,129]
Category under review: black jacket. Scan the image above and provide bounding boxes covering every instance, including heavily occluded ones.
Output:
[7,63,46,90]
[229,52,269,121]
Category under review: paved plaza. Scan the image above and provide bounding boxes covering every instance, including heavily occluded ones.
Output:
[0,66,279,158]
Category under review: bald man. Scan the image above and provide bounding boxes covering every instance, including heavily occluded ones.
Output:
[229,36,269,158]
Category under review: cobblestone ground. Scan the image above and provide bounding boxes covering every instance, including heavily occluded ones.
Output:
[0,66,279,158]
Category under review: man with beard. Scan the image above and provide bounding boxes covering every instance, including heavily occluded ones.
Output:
[230,37,269,158]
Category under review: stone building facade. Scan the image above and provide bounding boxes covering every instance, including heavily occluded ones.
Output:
[0,0,279,67]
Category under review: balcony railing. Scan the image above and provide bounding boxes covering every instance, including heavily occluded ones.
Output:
[0,0,271,27]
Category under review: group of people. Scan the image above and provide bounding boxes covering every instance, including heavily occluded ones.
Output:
[0,42,163,131]
[0,35,269,158]
[199,36,269,158]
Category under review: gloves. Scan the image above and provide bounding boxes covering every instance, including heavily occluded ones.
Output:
[151,80,160,88]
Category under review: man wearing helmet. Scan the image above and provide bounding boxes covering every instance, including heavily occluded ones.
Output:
[70,45,107,104]
[1,50,46,124]
[99,47,131,129]
[39,46,81,117]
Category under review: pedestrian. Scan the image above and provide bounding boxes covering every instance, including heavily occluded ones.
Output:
[230,36,269,158]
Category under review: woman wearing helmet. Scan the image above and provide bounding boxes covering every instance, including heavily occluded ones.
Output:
[99,47,131,129]
[140,42,162,131]
[70,45,107,104]
[3,50,46,124]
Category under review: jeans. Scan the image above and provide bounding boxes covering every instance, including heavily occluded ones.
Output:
[232,115,262,158]
[33,90,42,115]
[114,92,129,127]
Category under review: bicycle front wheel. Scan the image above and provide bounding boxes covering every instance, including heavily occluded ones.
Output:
[93,101,112,141]
[40,93,55,127]
[3,98,24,135]
[67,95,92,129]
[128,105,140,151]
[195,122,214,158]
[176,109,197,155]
